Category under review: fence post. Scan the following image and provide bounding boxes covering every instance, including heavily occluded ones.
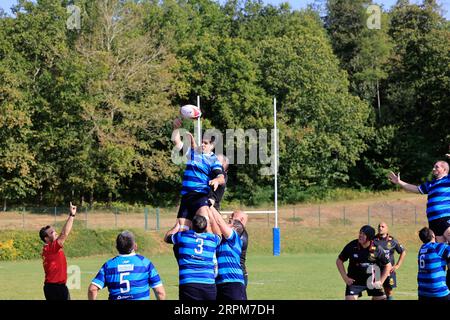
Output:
[144,207,148,231]
[318,205,321,227]
[293,207,296,225]
[156,208,160,231]
[414,206,417,225]
[343,206,346,226]
[54,206,57,224]
[391,206,394,226]
[115,208,118,228]
[85,207,88,228]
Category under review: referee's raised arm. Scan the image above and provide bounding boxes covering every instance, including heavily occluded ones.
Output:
[57,202,77,246]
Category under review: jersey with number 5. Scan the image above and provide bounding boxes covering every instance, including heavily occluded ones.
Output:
[171,230,221,285]
[91,253,162,300]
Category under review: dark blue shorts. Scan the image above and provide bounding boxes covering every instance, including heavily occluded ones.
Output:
[428,217,450,236]
[179,283,217,301]
[216,282,247,300]
[177,193,209,221]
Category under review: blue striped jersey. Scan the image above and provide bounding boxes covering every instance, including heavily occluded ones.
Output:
[171,230,221,285]
[91,253,162,300]
[419,175,450,221]
[417,242,450,298]
[181,148,223,195]
[216,229,245,285]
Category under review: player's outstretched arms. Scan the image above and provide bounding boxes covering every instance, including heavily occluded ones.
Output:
[387,171,420,193]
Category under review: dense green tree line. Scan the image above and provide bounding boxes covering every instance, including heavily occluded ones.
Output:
[0,0,448,207]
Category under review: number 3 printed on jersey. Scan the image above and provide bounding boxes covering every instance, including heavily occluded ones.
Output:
[195,238,204,254]
[366,265,381,289]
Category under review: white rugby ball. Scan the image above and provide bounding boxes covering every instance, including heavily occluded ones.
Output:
[180,104,202,119]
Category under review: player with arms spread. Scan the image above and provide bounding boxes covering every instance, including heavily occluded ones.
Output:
[336,225,393,300]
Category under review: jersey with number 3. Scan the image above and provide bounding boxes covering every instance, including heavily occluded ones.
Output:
[339,239,390,286]
[171,230,221,285]
[91,253,162,300]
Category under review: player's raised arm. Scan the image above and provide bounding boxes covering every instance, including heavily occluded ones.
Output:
[209,205,232,238]
[387,171,420,193]
[171,118,184,150]
[57,202,76,246]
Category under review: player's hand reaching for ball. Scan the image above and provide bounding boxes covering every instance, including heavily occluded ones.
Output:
[173,117,182,129]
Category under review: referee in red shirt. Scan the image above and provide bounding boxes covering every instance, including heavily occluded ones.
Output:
[39,202,77,300]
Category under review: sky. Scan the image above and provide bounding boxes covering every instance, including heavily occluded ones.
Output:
[0,0,449,19]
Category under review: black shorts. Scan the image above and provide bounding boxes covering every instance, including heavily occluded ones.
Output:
[216,282,247,301]
[383,272,397,289]
[43,283,70,300]
[428,217,450,236]
[345,285,385,297]
[177,193,209,221]
[179,283,217,301]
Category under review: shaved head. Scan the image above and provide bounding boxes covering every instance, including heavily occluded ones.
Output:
[437,161,449,173]
[378,222,388,236]
[230,210,248,226]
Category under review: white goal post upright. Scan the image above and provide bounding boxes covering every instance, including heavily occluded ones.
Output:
[273,97,280,256]
[196,96,202,147]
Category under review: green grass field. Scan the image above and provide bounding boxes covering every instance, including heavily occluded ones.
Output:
[0,224,423,300]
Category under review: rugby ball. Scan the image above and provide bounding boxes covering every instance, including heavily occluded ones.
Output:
[180,104,202,119]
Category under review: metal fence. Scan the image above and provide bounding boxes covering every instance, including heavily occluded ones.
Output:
[0,206,163,231]
[0,197,428,231]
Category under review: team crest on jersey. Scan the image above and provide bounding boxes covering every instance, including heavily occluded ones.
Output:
[389,278,394,285]
[387,242,392,249]
[369,253,376,262]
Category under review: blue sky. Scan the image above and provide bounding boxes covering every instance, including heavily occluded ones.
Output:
[1,0,449,19]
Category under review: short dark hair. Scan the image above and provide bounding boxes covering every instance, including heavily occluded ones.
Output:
[419,227,434,243]
[39,225,51,243]
[116,231,135,254]
[192,215,207,233]
[232,220,245,237]
[359,225,375,241]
